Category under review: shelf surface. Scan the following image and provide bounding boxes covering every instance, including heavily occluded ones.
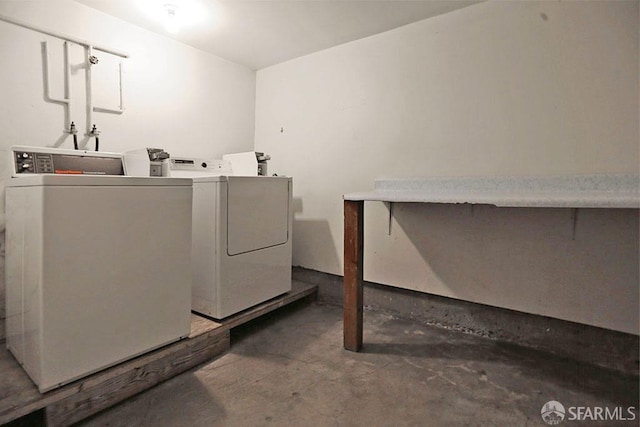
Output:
[344,174,640,208]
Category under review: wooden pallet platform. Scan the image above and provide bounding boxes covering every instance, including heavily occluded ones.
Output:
[0,280,317,427]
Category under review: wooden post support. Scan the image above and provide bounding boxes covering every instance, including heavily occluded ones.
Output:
[343,200,364,351]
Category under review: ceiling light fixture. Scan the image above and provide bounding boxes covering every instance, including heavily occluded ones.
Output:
[137,0,209,34]
[163,3,180,34]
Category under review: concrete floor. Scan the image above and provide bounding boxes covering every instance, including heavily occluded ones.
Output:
[79,302,639,427]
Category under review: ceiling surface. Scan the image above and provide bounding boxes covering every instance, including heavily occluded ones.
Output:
[75,0,481,70]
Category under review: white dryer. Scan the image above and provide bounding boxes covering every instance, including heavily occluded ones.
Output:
[170,158,293,319]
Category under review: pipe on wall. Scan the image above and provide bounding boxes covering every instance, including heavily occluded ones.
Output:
[92,61,125,115]
[42,40,70,131]
[2,13,127,138]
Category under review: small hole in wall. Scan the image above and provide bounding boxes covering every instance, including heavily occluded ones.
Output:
[280,127,284,133]
[540,12,548,21]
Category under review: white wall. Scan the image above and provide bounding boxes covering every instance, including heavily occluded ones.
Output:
[255,1,639,334]
[0,0,255,213]
[0,0,255,325]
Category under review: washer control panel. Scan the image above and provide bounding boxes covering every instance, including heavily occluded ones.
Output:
[11,146,125,176]
[14,151,54,174]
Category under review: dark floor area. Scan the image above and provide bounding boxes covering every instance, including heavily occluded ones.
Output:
[78,302,639,426]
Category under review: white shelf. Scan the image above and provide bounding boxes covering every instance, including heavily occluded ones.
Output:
[344,174,640,208]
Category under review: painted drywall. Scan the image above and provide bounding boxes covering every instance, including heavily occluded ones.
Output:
[0,0,255,330]
[255,1,639,334]
[0,0,255,193]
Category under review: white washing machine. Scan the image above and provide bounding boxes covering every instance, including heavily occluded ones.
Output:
[6,147,193,392]
[170,158,293,319]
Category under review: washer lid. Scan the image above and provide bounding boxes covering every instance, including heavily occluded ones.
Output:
[226,176,291,255]
[7,175,193,187]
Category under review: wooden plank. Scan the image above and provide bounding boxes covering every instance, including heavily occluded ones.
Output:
[0,280,318,426]
[0,315,222,425]
[212,280,317,331]
[45,283,316,426]
[45,330,230,427]
[190,313,222,337]
[0,351,78,425]
[343,200,364,351]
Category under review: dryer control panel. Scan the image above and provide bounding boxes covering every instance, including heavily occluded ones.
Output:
[168,157,232,177]
[12,146,125,176]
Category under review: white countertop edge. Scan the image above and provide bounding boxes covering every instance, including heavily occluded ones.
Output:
[344,174,640,208]
[343,190,640,208]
